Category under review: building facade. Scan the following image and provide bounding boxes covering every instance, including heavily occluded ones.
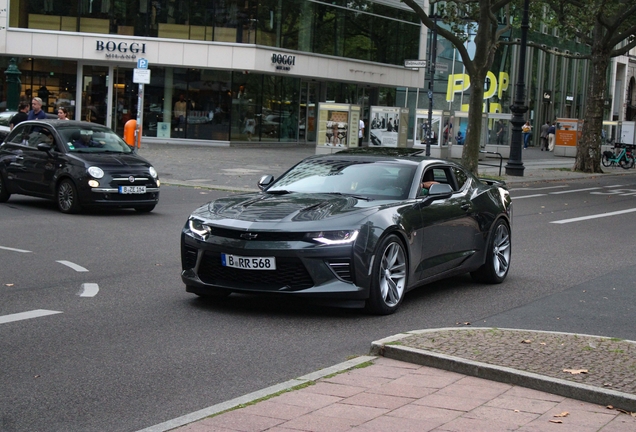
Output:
[3,0,622,148]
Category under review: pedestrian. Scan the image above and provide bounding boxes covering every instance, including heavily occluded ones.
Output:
[358,118,365,146]
[496,120,504,144]
[522,121,532,149]
[548,122,556,151]
[57,107,70,120]
[243,112,256,141]
[9,101,30,130]
[540,120,550,151]
[28,97,47,120]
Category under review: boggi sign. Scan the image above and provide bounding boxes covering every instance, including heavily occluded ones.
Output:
[96,40,147,60]
[271,53,296,71]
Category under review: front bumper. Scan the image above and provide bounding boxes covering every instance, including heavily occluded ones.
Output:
[180,231,369,301]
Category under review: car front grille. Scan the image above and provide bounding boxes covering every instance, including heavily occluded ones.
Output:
[206,227,305,242]
[197,251,314,291]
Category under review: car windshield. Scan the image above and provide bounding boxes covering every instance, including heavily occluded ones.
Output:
[60,126,133,153]
[0,112,15,127]
[267,158,417,200]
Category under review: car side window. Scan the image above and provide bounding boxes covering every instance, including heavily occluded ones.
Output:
[452,167,468,190]
[7,126,29,146]
[27,128,55,149]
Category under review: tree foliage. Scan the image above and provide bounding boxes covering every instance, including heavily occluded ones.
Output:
[401,0,515,174]
[538,0,636,173]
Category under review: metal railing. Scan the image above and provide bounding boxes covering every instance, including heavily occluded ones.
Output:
[478,150,503,176]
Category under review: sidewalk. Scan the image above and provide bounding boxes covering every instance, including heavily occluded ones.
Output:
[137,145,636,431]
[137,143,633,193]
[140,328,636,432]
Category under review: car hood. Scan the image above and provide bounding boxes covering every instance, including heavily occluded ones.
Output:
[70,152,151,168]
[196,192,379,223]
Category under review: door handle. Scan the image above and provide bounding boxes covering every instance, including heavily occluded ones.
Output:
[15,155,24,160]
[460,203,470,211]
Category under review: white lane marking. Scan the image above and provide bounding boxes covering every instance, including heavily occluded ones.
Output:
[551,208,636,224]
[0,246,32,253]
[512,194,547,200]
[79,283,99,297]
[549,187,601,195]
[0,309,62,324]
[56,260,89,272]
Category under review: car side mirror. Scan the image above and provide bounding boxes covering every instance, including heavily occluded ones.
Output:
[258,174,275,190]
[37,142,53,152]
[427,183,453,199]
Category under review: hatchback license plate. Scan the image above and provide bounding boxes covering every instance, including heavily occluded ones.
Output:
[221,254,276,270]
[119,186,146,194]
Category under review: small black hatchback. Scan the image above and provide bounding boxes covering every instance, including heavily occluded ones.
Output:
[0,120,160,213]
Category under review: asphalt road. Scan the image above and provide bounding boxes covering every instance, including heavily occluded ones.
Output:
[1,173,636,431]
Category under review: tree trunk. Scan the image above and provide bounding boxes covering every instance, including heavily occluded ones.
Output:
[462,72,488,175]
[574,49,609,173]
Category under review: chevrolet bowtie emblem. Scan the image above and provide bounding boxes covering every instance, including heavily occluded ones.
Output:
[240,233,258,240]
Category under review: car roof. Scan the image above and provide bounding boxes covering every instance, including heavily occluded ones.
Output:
[311,147,453,166]
[16,119,110,129]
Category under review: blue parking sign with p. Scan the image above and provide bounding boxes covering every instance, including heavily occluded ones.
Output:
[137,58,149,69]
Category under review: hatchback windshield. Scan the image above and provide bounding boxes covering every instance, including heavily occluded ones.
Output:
[59,126,133,153]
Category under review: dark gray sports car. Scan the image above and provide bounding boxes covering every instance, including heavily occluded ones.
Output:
[181,148,512,314]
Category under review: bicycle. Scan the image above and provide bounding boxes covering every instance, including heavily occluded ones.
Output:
[602,143,635,169]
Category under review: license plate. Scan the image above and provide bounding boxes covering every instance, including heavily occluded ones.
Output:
[221,254,276,270]
[119,186,146,194]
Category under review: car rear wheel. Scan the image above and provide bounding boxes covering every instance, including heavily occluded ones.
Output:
[365,234,408,315]
[471,219,511,283]
[0,173,10,202]
[135,205,156,213]
[57,179,82,214]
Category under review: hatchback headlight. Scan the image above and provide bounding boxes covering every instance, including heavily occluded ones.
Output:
[88,166,104,179]
[149,166,158,179]
[306,230,359,245]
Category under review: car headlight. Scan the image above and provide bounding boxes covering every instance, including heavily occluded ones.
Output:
[88,166,104,179]
[149,166,158,179]
[187,217,211,240]
[306,230,359,245]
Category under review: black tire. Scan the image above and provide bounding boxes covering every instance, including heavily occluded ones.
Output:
[135,205,156,213]
[471,219,511,284]
[365,234,408,315]
[57,179,82,214]
[0,173,10,203]
[619,154,634,169]
[601,153,612,167]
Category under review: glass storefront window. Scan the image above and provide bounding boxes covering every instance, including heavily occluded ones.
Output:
[9,1,419,67]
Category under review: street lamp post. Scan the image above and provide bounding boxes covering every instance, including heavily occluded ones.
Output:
[505,0,529,176]
[426,14,438,157]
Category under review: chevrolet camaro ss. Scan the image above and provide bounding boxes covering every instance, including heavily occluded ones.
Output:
[181,148,512,314]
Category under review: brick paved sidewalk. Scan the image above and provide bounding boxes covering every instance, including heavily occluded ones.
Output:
[171,357,636,432]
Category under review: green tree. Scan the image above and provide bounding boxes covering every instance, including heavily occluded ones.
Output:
[401,0,515,174]
[538,0,636,173]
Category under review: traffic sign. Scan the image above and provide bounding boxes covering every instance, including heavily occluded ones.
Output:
[404,59,427,68]
[133,68,151,84]
[137,58,149,69]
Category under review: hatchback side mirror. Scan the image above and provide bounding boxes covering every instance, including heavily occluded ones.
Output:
[258,175,275,190]
[37,142,53,152]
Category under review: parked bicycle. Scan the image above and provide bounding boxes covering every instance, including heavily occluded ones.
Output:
[602,143,635,169]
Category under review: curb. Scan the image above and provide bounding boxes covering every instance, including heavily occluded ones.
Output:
[135,355,376,432]
[370,329,636,413]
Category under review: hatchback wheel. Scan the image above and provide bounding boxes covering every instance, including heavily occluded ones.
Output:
[57,179,82,214]
[0,173,10,203]
[365,234,408,315]
[471,219,511,283]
